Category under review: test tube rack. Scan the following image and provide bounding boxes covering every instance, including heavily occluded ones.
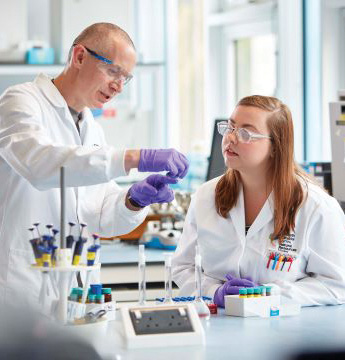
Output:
[31,263,101,324]
[225,294,281,317]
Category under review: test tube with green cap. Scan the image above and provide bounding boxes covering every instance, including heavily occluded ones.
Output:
[88,294,96,304]
[265,286,272,296]
[254,287,262,297]
[246,287,254,298]
[239,288,247,298]
[95,294,104,304]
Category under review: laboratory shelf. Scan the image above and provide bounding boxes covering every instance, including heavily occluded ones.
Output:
[0,62,163,76]
[0,64,64,75]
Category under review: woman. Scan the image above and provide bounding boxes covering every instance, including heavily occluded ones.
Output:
[172,95,345,307]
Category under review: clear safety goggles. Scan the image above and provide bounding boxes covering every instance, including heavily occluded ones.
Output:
[217,121,271,144]
[83,46,133,85]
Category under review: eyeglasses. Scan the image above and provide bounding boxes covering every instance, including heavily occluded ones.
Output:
[77,44,133,85]
[217,121,271,143]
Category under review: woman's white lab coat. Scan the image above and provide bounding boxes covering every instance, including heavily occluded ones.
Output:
[172,176,345,306]
[0,74,148,308]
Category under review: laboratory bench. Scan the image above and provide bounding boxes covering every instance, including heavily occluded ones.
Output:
[99,241,178,302]
[94,304,345,360]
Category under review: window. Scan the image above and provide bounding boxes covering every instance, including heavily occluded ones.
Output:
[235,34,277,101]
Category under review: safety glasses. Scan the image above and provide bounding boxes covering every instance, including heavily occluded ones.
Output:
[77,44,133,85]
[217,121,271,143]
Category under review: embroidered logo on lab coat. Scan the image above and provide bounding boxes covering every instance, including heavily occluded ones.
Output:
[276,234,297,254]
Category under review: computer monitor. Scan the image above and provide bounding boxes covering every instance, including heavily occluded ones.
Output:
[206,119,227,181]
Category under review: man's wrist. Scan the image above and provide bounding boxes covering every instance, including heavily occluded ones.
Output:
[125,192,145,211]
[124,149,141,173]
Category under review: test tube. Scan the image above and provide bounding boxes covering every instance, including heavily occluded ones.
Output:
[193,246,210,320]
[163,253,174,304]
[247,287,254,298]
[239,288,247,298]
[138,245,146,306]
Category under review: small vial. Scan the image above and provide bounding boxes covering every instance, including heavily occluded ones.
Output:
[88,294,96,304]
[260,286,266,297]
[102,288,112,302]
[254,287,262,297]
[95,294,104,304]
[69,293,78,302]
[265,286,272,296]
[90,284,102,295]
[207,302,218,315]
[239,288,247,298]
[247,288,254,298]
[77,288,83,303]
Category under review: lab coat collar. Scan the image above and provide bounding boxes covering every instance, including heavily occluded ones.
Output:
[34,73,68,109]
[34,73,87,142]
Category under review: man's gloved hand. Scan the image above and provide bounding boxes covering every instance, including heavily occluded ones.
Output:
[138,149,189,178]
[213,275,255,308]
[128,174,178,207]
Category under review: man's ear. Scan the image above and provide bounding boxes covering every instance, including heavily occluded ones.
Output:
[72,45,86,68]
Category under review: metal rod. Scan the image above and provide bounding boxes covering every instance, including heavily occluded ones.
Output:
[60,167,66,248]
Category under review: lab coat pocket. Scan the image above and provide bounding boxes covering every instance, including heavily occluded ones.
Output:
[7,247,41,302]
[265,250,298,273]
[261,242,300,282]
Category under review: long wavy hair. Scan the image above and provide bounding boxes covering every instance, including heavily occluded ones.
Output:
[215,95,310,241]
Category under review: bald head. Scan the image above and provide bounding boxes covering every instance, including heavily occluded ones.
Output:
[68,22,135,62]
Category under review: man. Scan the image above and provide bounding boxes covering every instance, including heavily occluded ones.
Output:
[0,23,188,308]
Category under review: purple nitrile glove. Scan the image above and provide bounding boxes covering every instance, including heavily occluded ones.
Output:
[138,149,189,179]
[128,174,178,207]
[213,276,255,308]
[225,273,259,286]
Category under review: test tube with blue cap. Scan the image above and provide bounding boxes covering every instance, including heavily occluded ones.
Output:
[193,245,210,320]
[138,244,146,306]
[163,253,174,304]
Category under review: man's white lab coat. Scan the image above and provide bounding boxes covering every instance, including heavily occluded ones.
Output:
[0,74,148,307]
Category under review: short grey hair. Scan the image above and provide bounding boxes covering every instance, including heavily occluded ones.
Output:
[67,22,135,62]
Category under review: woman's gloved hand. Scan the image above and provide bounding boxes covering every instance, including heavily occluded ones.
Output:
[138,149,189,178]
[213,275,255,308]
[128,174,178,207]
